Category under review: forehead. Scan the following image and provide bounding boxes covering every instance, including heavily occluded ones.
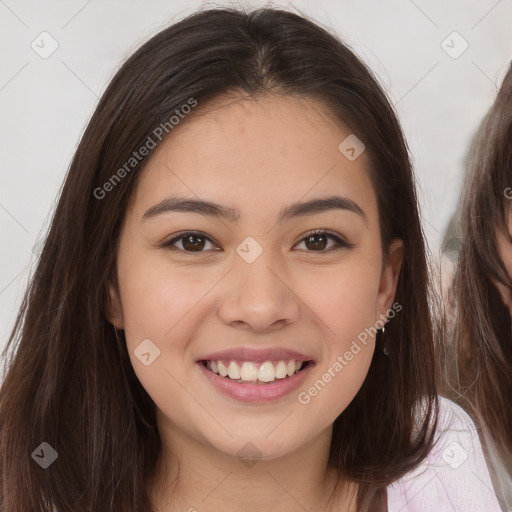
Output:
[129,93,378,225]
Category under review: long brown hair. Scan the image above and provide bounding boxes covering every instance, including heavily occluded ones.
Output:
[0,6,437,511]
[447,63,512,462]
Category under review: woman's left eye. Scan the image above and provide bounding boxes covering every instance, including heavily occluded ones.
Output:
[161,229,352,253]
[294,230,353,252]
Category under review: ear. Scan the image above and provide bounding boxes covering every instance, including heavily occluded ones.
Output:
[106,281,125,330]
[376,239,403,321]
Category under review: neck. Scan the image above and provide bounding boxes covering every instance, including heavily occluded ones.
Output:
[146,411,357,512]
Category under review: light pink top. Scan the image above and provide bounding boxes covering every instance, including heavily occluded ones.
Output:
[387,397,503,511]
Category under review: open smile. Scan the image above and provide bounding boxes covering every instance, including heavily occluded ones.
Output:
[196,350,316,402]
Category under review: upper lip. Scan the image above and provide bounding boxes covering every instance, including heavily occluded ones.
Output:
[197,347,314,364]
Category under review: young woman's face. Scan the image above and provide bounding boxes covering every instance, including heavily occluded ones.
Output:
[109,93,402,460]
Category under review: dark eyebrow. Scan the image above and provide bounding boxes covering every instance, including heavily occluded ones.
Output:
[141,195,367,224]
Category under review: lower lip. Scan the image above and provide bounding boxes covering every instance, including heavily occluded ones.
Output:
[197,362,314,403]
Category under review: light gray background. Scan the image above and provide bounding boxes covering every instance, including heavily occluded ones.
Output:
[1,0,512,354]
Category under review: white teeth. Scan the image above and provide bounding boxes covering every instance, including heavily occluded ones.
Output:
[258,361,276,382]
[227,361,241,380]
[240,362,258,381]
[275,361,287,379]
[205,359,307,383]
[217,361,228,377]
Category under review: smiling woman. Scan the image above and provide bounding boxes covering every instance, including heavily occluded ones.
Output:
[0,5,501,512]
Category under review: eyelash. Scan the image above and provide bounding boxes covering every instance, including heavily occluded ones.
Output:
[160,229,354,254]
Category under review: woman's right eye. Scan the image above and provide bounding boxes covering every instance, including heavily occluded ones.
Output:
[161,232,219,253]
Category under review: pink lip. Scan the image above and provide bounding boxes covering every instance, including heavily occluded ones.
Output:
[197,347,314,365]
[197,360,315,403]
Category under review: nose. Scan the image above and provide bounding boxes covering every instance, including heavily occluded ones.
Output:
[217,253,300,333]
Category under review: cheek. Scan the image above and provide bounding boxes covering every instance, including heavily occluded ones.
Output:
[298,260,382,340]
[118,254,207,342]
[117,261,211,429]
[115,251,211,402]
[299,344,375,428]
[495,231,512,310]
[292,261,380,420]
[295,317,376,436]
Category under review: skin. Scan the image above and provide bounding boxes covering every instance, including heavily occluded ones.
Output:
[495,207,512,314]
[107,93,403,512]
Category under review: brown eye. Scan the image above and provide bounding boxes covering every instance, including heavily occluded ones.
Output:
[162,229,352,254]
[295,230,352,252]
[181,234,207,251]
[304,233,329,251]
[162,232,217,252]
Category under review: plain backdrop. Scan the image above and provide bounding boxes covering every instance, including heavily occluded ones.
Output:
[1,0,512,355]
